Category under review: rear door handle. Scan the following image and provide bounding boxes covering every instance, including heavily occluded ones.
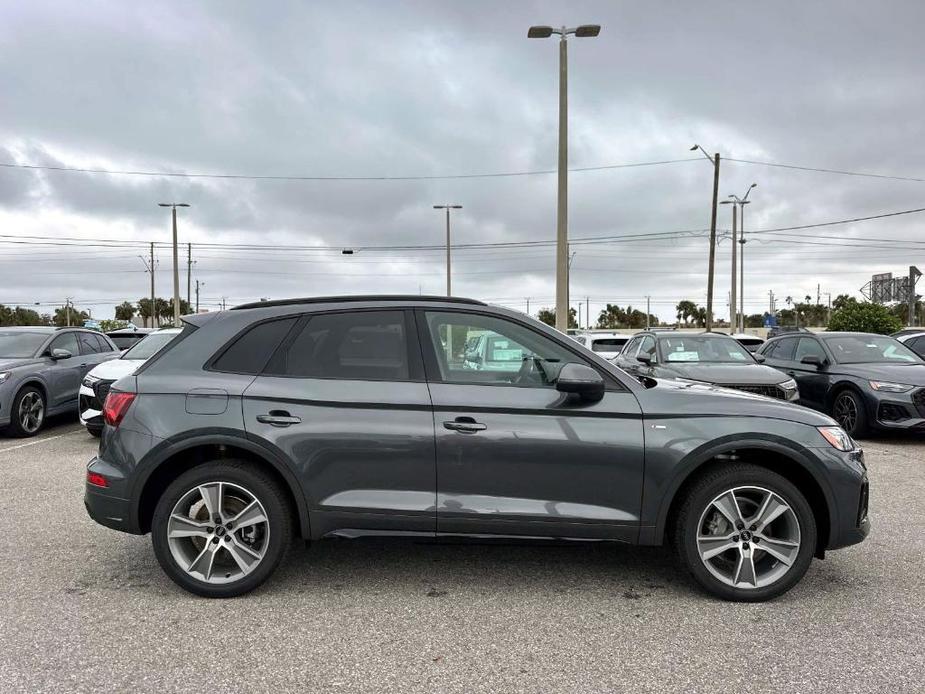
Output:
[443,417,487,433]
[256,410,302,427]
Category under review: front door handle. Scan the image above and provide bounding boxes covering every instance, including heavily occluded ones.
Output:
[256,410,302,427]
[443,417,487,433]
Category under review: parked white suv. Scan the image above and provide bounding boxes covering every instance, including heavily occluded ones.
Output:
[571,332,630,360]
[79,328,181,436]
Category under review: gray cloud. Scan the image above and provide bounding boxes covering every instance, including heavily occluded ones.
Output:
[1,0,924,321]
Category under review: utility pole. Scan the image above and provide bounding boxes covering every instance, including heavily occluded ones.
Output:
[64,298,71,327]
[529,23,601,332]
[187,242,192,308]
[691,145,721,332]
[138,243,157,328]
[730,204,737,331]
[158,202,190,327]
[909,266,921,327]
[825,292,832,326]
[816,283,821,306]
[586,295,590,330]
[195,280,204,313]
[433,205,462,296]
[646,295,651,330]
[525,297,530,316]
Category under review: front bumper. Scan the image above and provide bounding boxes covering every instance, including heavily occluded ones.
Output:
[78,384,103,429]
[814,446,871,551]
[868,387,925,431]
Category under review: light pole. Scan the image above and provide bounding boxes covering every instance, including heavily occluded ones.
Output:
[690,144,721,331]
[158,203,190,327]
[727,184,756,331]
[529,23,601,332]
[719,199,737,330]
[433,205,462,295]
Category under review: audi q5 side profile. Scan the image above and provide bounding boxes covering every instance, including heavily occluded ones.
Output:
[85,297,869,601]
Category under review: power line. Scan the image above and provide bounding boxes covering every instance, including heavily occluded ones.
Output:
[0,157,700,182]
[727,158,925,184]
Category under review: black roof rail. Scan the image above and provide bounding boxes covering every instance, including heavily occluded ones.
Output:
[231,295,486,310]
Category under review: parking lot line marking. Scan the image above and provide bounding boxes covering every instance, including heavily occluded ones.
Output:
[0,430,84,454]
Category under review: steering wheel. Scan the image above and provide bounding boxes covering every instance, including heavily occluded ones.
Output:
[512,355,539,385]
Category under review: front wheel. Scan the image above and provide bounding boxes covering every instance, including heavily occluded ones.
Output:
[151,461,292,598]
[8,386,45,437]
[832,390,868,438]
[673,464,816,602]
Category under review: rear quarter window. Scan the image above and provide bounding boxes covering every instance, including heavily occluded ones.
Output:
[210,318,298,374]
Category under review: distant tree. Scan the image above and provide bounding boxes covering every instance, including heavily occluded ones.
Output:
[745,314,765,328]
[537,307,577,329]
[53,305,89,327]
[828,301,902,334]
[0,305,46,326]
[115,301,136,321]
[832,294,856,311]
[675,300,699,325]
[99,319,129,332]
[596,304,628,329]
[136,298,155,327]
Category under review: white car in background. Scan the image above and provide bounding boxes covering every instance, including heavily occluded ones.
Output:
[78,328,181,436]
[730,332,766,353]
[571,332,630,360]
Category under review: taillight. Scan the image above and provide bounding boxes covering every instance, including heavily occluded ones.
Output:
[103,391,136,427]
[86,471,109,488]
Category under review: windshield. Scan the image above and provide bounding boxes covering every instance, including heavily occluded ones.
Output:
[591,338,626,352]
[121,331,178,360]
[659,336,754,363]
[824,335,921,364]
[0,332,47,358]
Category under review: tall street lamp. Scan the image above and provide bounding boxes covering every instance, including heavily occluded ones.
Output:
[727,184,757,331]
[158,202,190,327]
[433,205,462,296]
[690,144,721,331]
[529,23,601,332]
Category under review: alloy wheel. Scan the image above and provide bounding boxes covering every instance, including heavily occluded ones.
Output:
[166,481,270,584]
[834,394,858,432]
[18,391,44,434]
[696,486,801,590]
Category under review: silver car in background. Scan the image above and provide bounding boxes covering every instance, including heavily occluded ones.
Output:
[0,327,120,437]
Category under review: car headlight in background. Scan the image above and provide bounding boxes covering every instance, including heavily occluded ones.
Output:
[868,380,914,393]
[778,378,799,400]
[0,371,11,385]
[82,374,101,388]
[818,426,855,451]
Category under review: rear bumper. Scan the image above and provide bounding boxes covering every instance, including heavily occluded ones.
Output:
[84,456,142,534]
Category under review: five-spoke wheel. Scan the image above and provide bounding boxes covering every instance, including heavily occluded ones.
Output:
[674,464,816,601]
[152,462,291,597]
[8,386,45,437]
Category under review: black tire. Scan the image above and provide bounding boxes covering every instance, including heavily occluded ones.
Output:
[831,389,868,438]
[151,461,292,598]
[7,385,46,438]
[673,463,817,602]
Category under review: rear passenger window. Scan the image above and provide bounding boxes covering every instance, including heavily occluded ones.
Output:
[771,337,797,361]
[211,318,297,374]
[93,334,113,352]
[266,311,408,381]
[77,332,101,354]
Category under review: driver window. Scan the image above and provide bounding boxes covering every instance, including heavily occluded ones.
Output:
[795,338,826,362]
[48,332,79,357]
[424,311,580,386]
[638,336,657,362]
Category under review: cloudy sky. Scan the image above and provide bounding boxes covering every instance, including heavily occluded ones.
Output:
[2,0,924,323]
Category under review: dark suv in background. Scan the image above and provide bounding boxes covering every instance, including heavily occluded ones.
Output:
[85,296,869,601]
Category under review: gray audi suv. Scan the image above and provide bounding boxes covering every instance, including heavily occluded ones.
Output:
[84,296,869,601]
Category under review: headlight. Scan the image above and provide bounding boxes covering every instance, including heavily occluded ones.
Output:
[818,426,855,451]
[779,378,797,390]
[869,380,913,393]
[82,374,101,388]
[0,371,11,385]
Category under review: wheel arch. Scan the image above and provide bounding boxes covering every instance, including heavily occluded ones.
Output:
[133,433,310,539]
[654,438,836,557]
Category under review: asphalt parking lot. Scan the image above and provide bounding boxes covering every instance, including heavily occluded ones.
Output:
[1,419,923,693]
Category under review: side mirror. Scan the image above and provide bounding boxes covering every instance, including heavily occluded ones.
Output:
[754,353,766,363]
[50,348,72,360]
[800,354,824,368]
[636,353,653,365]
[556,363,605,402]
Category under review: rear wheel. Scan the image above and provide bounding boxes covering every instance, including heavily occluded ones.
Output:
[832,390,868,438]
[7,386,45,438]
[673,464,816,602]
[151,461,292,598]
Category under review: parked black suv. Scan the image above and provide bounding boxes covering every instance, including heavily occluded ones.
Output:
[85,296,869,601]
